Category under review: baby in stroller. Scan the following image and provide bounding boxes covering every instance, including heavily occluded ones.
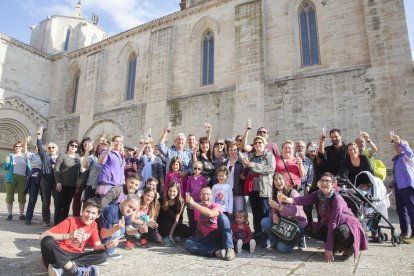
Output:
[340,171,391,242]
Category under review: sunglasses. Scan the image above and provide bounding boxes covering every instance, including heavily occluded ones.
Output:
[48,146,56,149]
[257,130,268,134]
[254,141,263,145]
[193,167,202,171]
[216,143,224,146]
[70,144,79,148]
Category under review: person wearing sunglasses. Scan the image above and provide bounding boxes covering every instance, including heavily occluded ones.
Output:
[54,139,81,225]
[3,141,31,221]
[35,126,59,227]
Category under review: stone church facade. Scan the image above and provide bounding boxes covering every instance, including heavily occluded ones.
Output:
[0,0,413,181]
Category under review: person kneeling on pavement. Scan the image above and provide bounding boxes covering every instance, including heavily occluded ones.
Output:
[98,194,147,259]
[39,198,112,276]
[184,186,235,261]
[278,172,368,262]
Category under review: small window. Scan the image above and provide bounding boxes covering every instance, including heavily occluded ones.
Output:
[202,29,214,86]
[64,29,71,51]
[126,53,137,100]
[299,1,320,66]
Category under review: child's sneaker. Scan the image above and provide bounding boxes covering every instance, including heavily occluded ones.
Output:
[48,264,63,276]
[77,265,99,276]
[249,239,256,254]
[125,240,135,250]
[236,239,243,254]
[136,238,149,248]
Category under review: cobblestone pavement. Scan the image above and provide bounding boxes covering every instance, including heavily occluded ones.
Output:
[0,192,413,276]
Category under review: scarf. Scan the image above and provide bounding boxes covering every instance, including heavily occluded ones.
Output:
[317,189,335,211]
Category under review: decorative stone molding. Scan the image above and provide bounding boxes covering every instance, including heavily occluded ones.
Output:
[0,97,47,127]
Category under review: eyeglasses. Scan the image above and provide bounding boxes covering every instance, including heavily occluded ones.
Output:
[194,167,202,171]
[236,139,242,142]
[320,179,333,183]
[216,143,224,146]
[70,144,79,148]
[257,130,268,134]
[48,146,55,149]
[14,145,22,148]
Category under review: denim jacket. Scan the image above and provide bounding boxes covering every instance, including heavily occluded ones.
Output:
[3,153,31,183]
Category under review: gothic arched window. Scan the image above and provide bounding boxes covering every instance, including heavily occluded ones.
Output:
[71,71,80,113]
[202,29,214,86]
[299,1,320,66]
[126,53,137,100]
[64,28,71,51]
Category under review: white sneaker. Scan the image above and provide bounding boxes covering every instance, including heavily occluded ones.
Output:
[48,264,63,276]
[237,239,243,254]
[249,239,256,254]
[266,239,273,251]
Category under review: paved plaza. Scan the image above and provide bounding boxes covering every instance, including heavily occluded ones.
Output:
[0,192,413,276]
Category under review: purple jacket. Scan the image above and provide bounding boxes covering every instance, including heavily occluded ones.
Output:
[98,149,125,185]
[293,192,368,257]
[392,142,414,190]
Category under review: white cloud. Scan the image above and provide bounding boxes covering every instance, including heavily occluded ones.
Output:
[19,0,179,33]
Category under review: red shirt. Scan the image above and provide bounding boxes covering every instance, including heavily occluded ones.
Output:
[49,217,100,253]
[231,224,253,243]
[275,155,301,187]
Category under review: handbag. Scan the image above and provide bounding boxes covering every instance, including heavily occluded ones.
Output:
[271,216,300,244]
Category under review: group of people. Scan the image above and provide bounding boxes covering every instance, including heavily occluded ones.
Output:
[2,122,414,275]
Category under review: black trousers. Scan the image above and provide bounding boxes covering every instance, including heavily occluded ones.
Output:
[40,175,55,224]
[41,236,107,269]
[308,224,354,252]
[54,186,76,225]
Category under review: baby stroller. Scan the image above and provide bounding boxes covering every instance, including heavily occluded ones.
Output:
[337,171,401,246]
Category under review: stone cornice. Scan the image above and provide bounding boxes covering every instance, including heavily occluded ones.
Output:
[0,96,47,127]
[68,0,235,58]
[0,32,52,59]
[265,64,371,85]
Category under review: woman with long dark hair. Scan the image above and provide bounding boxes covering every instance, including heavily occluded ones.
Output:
[54,139,81,225]
[193,136,215,187]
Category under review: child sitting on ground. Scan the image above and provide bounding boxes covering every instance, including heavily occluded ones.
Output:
[232,210,256,254]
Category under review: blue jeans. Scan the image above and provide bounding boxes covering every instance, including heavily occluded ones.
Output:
[184,214,233,257]
[101,227,125,255]
[25,176,41,222]
[261,216,304,254]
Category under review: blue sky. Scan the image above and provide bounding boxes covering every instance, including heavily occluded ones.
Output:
[0,0,413,59]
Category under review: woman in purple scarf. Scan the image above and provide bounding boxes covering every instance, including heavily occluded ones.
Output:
[279,172,368,262]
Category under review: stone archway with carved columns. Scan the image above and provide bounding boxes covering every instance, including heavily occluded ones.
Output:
[0,96,47,149]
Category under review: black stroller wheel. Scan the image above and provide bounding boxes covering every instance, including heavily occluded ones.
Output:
[391,235,399,246]
[383,233,388,242]
[379,233,386,242]
[397,236,402,244]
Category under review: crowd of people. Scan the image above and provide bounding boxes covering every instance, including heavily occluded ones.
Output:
[3,122,414,275]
